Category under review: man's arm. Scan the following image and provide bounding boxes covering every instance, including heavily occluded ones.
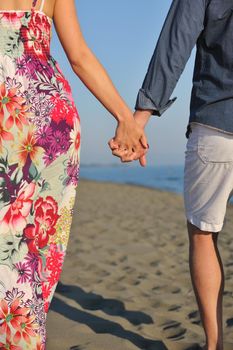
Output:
[135,0,207,116]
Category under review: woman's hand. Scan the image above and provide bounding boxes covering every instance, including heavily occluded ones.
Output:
[108,115,149,165]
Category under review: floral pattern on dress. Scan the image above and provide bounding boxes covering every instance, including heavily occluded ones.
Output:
[0,6,81,350]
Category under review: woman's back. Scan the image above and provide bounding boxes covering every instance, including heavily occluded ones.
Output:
[0,0,55,19]
[0,0,53,60]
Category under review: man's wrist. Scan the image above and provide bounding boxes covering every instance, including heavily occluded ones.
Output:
[134,109,152,127]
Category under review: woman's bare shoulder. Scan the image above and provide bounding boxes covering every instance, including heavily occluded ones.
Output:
[43,0,56,19]
[0,0,56,19]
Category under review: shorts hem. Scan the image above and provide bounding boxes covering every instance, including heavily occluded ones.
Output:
[186,215,223,233]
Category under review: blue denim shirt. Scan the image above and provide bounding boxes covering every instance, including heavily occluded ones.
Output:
[135,0,233,136]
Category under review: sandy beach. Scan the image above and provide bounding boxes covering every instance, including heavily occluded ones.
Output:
[46,179,233,350]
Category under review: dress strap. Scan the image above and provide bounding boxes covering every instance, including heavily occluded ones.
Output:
[32,0,38,8]
[32,0,45,11]
[39,0,45,12]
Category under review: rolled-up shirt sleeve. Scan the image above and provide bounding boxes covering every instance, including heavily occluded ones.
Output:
[135,0,207,116]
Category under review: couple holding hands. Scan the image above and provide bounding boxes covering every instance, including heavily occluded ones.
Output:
[0,0,231,349]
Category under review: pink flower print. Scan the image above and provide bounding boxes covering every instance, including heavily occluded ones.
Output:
[0,12,25,30]
[5,288,25,307]
[23,224,38,254]
[0,181,36,233]
[20,12,50,60]
[0,298,30,340]
[0,83,25,123]
[13,128,44,167]
[50,130,70,153]
[12,313,38,345]
[45,244,64,289]
[43,301,50,314]
[36,340,45,350]
[5,103,30,130]
[66,161,79,186]
[42,284,52,300]
[14,262,32,284]
[69,118,81,164]
[5,77,22,92]
[56,69,72,94]
[24,196,60,253]
[24,253,39,271]
[0,119,14,154]
[0,336,22,350]
[50,93,75,127]
[36,125,53,147]
[43,146,57,166]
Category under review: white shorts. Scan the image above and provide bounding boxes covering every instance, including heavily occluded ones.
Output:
[184,123,233,233]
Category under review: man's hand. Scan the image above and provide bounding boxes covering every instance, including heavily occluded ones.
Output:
[134,110,152,166]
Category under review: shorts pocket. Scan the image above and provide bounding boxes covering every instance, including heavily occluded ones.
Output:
[197,144,233,163]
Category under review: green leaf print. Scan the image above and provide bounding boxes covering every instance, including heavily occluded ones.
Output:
[0,155,8,173]
[40,181,51,192]
[0,156,11,205]
[21,13,31,26]
[1,27,24,58]
[29,162,39,180]
[0,187,10,207]
[10,167,23,185]
[0,234,28,270]
[34,71,68,99]
[37,176,51,193]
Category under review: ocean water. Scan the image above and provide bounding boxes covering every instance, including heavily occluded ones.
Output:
[80,164,184,194]
[80,164,233,205]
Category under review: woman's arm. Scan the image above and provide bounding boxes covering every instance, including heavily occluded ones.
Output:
[53,0,148,163]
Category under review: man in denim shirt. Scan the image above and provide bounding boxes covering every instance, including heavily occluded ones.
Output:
[111,1,233,349]
[135,0,233,135]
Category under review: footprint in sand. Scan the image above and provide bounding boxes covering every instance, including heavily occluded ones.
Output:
[168,304,182,311]
[188,310,201,325]
[226,318,233,327]
[122,266,136,273]
[171,287,181,294]
[161,320,187,340]
[223,290,232,296]
[150,260,160,267]
[119,255,128,263]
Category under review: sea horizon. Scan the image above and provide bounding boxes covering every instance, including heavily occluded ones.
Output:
[80,163,233,205]
[79,163,184,195]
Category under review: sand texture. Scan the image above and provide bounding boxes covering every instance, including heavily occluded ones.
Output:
[46,180,233,350]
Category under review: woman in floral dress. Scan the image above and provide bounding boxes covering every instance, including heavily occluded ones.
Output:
[0,0,148,348]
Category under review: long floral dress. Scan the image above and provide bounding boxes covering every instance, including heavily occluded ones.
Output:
[0,0,81,348]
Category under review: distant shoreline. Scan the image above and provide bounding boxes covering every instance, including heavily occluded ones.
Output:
[79,176,183,195]
[79,176,233,206]
[79,164,184,195]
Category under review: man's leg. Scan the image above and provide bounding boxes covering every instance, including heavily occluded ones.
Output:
[187,221,224,350]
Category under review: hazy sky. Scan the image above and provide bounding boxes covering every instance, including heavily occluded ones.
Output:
[50,0,197,166]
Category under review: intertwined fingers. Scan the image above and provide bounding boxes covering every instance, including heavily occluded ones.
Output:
[109,138,147,163]
[108,138,119,151]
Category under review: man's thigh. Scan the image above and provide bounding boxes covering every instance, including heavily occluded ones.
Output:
[183,123,233,233]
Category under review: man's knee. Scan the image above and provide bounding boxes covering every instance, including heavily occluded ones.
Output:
[187,221,212,235]
[187,221,219,246]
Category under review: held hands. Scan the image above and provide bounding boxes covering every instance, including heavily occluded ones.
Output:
[108,111,151,167]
